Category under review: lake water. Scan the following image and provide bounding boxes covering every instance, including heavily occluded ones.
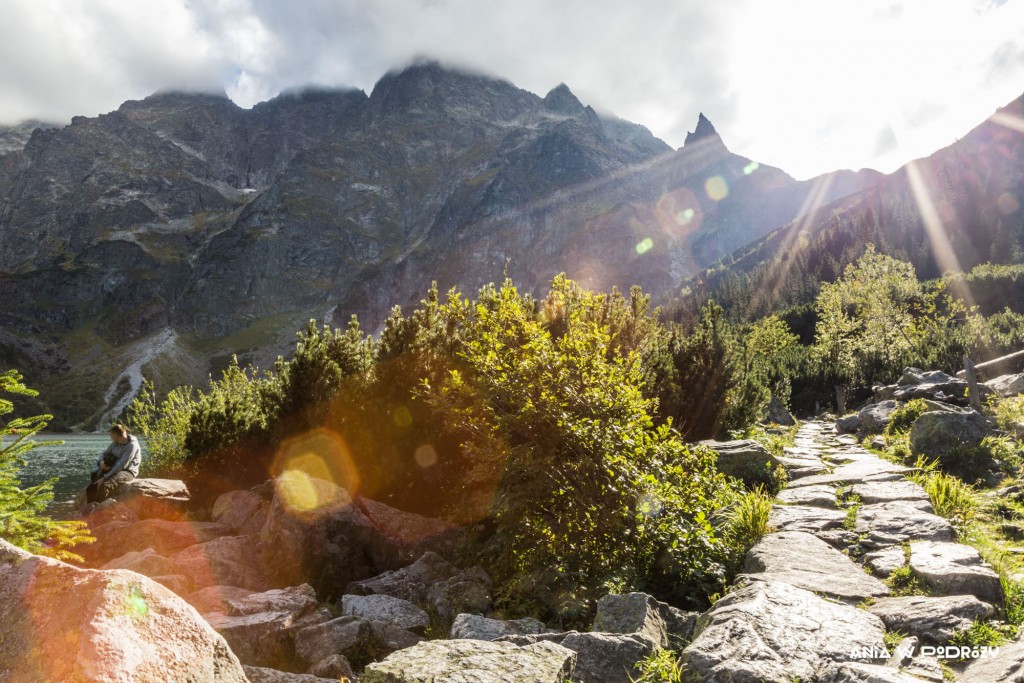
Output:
[9,433,149,507]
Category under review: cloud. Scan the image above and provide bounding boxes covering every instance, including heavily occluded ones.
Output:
[0,0,1022,178]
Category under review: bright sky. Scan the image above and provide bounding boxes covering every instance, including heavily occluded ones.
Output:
[1,0,1022,179]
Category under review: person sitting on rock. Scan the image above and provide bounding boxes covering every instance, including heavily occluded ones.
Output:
[86,423,142,504]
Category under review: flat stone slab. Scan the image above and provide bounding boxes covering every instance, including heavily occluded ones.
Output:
[856,502,955,548]
[769,505,846,533]
[775,456,830,479]
[682,580,887,683]
[776,484,838,508]
[909,541,1003,605]
[743,531,889,602]
[450,614,546,641]
[864,547,907,578]
[867,595,996,645]
[818,661,934,682]
[959,633,1024,682]
[851,479,933,509]
[362,639,575,683]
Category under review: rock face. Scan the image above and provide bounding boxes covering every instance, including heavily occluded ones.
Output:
[0,62,878,432]
[341,594,430,632]
[0,539,247,682]
[362,639,576,683]
[591,592,697,649]
[450,614,548,641]
[681,579,887,682]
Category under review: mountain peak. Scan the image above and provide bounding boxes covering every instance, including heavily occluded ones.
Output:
[684,112,725,150]
[542,83,584,115]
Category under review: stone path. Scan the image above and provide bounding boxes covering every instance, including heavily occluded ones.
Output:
[682,421,1016,682]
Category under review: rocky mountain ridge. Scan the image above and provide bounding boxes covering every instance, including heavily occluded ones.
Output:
[0,61,879,428]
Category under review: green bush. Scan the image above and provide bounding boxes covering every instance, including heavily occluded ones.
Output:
[725,487,774,566]
[884,399,929,436]
[921,472,977,536]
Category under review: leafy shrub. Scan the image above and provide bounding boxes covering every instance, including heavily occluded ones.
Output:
[725,487,774,566]
[921,472,977,536]
[0,370,92,561]
[630,649,684,683]
[884,399,929,436]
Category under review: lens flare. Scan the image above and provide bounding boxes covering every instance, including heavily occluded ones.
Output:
[392,406,413,428]
[635,237,654,255]
[126,585,149,619]
[271,428,360,513]
[414,444,438,468]
[997,192,1019,215]
[704,176,729,201]
[743,161,760,175]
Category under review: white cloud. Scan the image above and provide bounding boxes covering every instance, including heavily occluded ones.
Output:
[0,0,1021,178]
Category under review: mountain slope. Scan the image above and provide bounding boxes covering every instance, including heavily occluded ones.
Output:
[0,62,878,428]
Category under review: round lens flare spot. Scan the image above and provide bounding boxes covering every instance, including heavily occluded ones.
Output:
[638,494,664,518]
[635,237,654,255]
[705,175,729,201]
[743,161,760,175]
[997,192,1019,215]
[415,444,438,468]
[126,586,149,619]
[392,406,413,428]
[271,428,360,513]
[676,208,695,224]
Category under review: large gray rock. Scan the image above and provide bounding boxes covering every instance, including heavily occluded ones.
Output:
[850,479,932,508]
[425,565,493,620]
[224,584,319,616]
[698,439,781,487]
[856,501,955,548]
[817,661,932,682]
[909,411,995,474]
[837,413,862,434]
[859,401,898,434]
[959,633,1024,682]
[309,654,357,680]
[172,534,271,592]
[766,395,796,426]
[293,614,424,669]
[743,531,889,601]
[909,541,1004,604]
[341,594,430,632]
[106,477,191,519]
[985,373,1024,398]
[185,585,256,616]
[0,539,247,682]
[591,592,697,649]
[450,613,547,641]
[212,489,265,532]
[83,518,230,563]
[243,666,338,682]
[100,547,177,579]
[867,595,996,644]
[363,639,576,683]
[206,608,324,670]
[681,580,887,682]
[776,484,838,508]
[357,496,463,564]
[499,630,656,683]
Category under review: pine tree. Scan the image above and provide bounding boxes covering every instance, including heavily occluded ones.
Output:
[0,369,92,561]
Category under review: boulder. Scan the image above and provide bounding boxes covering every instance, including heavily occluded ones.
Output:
[909,541,1004,605]
[836,413,861,434]
[357,496,463,565]
[867,595,996,644]
[681,579,887,683]
[341,594,430,632]
[909,411,995,476]
[309,654,357,680]
[959,632,1024,682]
[985,373,1024,398]
[859,401,898,434]
[591,591,697,649]
[698,439,781,487]
[501,631,654,683]
[83,518,230,564]
[212,489,265,532]
[243,666,339,682]
[171,534,271,592]
[450,613,548,641]
[185,585,256,616]
[224,584,319,616]
[99,478,191,520]
[206,605,329,670]
[0,539,247,682]
[294,615,422,670]
[100,547,177,579]
[818,661,930,682]
[743,531,889,602]
[425,565,493,620]
[363,639,576,683]
[347,551,459,601]
[766,396,796,426]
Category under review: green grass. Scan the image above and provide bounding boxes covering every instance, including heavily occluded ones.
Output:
[921,472,978,537]
[630,649,684,683]
[728,487,775,552]
[948,619,1010,655]
[884,398,929,436]
[886,564,931,597]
